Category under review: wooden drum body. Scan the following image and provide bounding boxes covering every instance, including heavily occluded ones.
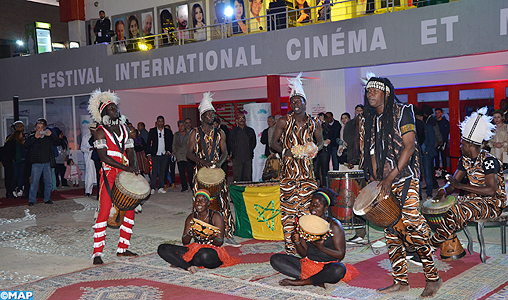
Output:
[197,167,225,199]
[190,218,221,239]
[353,181,401,228]
[421,196,456,231]
[108,171,151,227]
[328,170,366,222]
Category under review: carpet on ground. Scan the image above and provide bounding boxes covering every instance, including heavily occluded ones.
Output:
[11,240,508,300]
[0,187,94,208]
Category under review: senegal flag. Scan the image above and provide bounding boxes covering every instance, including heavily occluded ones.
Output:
[230,185,284,240]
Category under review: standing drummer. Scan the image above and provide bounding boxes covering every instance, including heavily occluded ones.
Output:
[187,92,239,247]
[271,73,324,255]
[88,89,139,265]
[430,107,506,258]
[360,77,441,297]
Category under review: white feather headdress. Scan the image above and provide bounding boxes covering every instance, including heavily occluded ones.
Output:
[288,72,306,101]
[199,92,216,117]
[459,107,496,145]
[88,89,119,123]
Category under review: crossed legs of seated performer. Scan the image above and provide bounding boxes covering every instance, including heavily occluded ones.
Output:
[270,254,346,287]
[380,179,441,297]
[430,195,504,258]
[93,168,137,264]
[158,244,222,273]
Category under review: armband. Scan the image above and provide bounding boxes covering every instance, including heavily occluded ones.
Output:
[94,139,107,149]
[125,138,134,149]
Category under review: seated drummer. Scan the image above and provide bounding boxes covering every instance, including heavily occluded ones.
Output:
[158,190,240,274]
[430,107,506,258]
[270,188,347,287]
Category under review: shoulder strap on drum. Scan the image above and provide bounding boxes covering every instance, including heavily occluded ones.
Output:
[209,128,218,161]
[400,178,412,209]
[101,167,113,202]
[103,125,126,156]
[198,127,219,163]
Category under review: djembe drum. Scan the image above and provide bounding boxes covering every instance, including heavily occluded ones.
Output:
[353,181,401,228]
[297,215,331,242]
[196,167,226,212]
[421,196,466,260]
[190,218,221,240]
[108,171,151,227]
[328,169,366,225]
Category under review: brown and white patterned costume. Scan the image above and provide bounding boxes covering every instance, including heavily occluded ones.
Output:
[191,127,235,239]
[279,112,318,254]
[360,103,440,285]
[430,150,506,247]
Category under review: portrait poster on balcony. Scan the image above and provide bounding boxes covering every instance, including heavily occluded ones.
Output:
[247,0,265,31]
[159,8,176,45]
[126,14,141,40]
[189,2,206,41]
[232,0,247,34]
[176,4,190,39]
[141,12,154,37]
[294,0,310,24]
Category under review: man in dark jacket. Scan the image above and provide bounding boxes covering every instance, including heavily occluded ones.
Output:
[326,111,341,170]
[228,113,256,182]
[146,116,173,194]
[260,115,276,157]
[94,10,111,43]
[24,118,60,206]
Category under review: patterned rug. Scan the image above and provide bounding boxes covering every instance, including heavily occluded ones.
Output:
[11,240,508,300]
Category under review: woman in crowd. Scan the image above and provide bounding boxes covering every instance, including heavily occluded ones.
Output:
[192,3,206,41]
[4,130,26,197]
[158,190,240,274]
[270,188,348,287]
[487,109,508,169]
[130,129,150,178]
[314,113,330,187]
[55,128,70,188]
[337,112,350,164]
[232,0,247,34]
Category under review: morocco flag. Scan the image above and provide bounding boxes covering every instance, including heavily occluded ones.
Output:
[229,185,284,240]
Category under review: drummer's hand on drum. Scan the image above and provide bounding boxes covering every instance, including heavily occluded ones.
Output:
[201,159,213,168]
[378,177,394,200]
[291,232,300,244]
[431,188,446,203]
[125,165,139,175]
[310,238,325,250]
[445,174,461,189]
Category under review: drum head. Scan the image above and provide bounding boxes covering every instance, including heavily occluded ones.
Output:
[117,171,150,196]
[421,196,456,214]
[353,181,381,215]
[299,215,329,235]
[197,167,225,185]
[191,218,220,237]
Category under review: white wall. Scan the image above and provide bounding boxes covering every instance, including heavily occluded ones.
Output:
[304,69,346,119]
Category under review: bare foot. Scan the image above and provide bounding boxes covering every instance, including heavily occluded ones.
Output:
[279,278,311,286]
[377,282,410,294]
[116,250,139,257]
[188,266,199,274]
[421,278,442,298]
[93,257,104,265]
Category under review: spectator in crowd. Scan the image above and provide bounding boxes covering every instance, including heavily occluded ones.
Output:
[314,113,330,187]
[81,123,97,197]
[24,118,61,206]
[130,128,150,179]
[337,112,350,164]
[213,117,230,176]
[173,120,193,192]
[94,10,111,43]
[500,98,508,124]
[184,118,193,132]
[434,108,450,177]
[147,116,173,194]
[164,124,177,190]
[326,111,342,170]
[421,104,442,189]
[228,113,257,182]
[260,115,276,158]
[54,128,70,188]
[343,105,363,165]
[137,122,149,143]
[416,109,437,201]
[4,129,26,197]
[3,121,25,198]
[88,124,101,200]
[486,110,508,169]
[64,158,82,187]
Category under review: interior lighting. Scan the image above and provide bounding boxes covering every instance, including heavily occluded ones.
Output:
[224,6,234,17]
[16,40,24,46]
[138,42,149,51]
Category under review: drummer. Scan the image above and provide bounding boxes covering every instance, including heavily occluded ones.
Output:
[360,77,441,297]
[88,90,139,265]
[158,190,241,273]
[270,188,348,287]
[429,107,506,258]
[187,92,239,246]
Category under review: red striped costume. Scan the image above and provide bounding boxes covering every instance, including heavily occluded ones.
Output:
[92,124,135,258]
